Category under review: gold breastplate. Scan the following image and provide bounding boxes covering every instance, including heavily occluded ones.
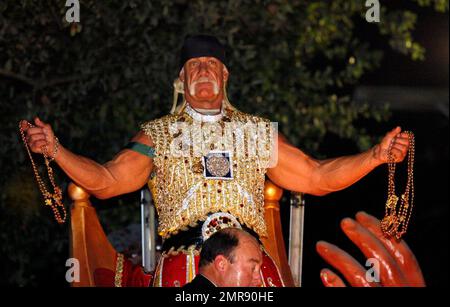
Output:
[141,107,274,238]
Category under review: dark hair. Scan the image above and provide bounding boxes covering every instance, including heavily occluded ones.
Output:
[198,228,240,268]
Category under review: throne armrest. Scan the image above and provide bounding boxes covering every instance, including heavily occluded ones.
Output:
[262,180,295,286]
[68,183,117,287]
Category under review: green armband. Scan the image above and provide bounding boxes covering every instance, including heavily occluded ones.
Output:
[125,142,156,158]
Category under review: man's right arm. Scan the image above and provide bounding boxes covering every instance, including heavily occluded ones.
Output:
[55,131,153,199]
[22,118,153,199]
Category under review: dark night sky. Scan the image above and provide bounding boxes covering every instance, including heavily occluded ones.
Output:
[363,4,449,87]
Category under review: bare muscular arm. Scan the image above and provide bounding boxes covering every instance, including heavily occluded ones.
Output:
[267,127,410,196]
[21,117,153,199]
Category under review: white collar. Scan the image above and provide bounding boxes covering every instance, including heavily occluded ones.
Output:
[185,103,224,123]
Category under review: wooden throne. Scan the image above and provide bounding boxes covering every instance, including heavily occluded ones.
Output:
[69,179,295,287]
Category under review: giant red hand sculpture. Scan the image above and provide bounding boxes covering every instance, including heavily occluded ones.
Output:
[316,211,425,287]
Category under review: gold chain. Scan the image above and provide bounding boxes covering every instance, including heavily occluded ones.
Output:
[19,121,66,224]
[381,131,415,239]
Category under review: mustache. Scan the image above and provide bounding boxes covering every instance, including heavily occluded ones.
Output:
[192,76,216,84]
[189,77,220,95]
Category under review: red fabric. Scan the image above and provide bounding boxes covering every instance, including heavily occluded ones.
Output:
[154,248,284,287]
[260,251,284,287]
[93,268,115,287]
[159,252,191,287]
[93,250,283,287]
[125,261,153,287]
[93,255,153,287]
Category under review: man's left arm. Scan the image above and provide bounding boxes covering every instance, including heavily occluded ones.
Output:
[266,127,410,196]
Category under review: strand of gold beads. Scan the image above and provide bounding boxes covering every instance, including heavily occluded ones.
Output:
[381,131,415,240]
[19,121,66,224]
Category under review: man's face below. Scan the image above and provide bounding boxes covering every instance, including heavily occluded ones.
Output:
[181,56,227,103]
[222,237,263,287]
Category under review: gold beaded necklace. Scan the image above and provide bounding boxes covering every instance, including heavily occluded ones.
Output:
[381,131,415,240]
[19,122,66,224]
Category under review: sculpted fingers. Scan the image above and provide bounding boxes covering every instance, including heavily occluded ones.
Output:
[355,212,425,286]
[340,218,407,286]
[355,212,404,259]
[320,269,347,287]
[316,241,375,287]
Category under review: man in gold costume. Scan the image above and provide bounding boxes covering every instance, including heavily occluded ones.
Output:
[21,35,411,287]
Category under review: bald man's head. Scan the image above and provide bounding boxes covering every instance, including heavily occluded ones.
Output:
[199,228,257,268]
[198,228,263,287]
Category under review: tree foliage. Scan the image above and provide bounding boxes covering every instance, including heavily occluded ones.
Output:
[0,0,447,285]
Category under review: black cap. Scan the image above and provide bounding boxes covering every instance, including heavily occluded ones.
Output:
[179,34,226,71]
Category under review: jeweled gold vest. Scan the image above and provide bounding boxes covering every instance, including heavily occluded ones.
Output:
[141,106,274,238]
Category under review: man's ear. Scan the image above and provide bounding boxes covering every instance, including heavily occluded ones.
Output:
[179,68,185,82]
[223,66,229,83]
[213,255,228,272]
